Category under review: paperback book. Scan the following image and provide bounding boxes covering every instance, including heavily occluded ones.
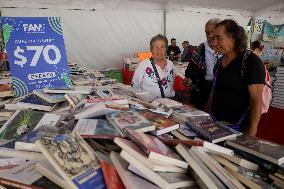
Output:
[124,128,188,168]
[106,110,155,136]
[73,119,120,139]
[0,110,61,146]
[186,116,237,143]
[33,89,66,103]
[226,135,284,165]
[36,132,106,189]
[136,109,179,136]
[114,137,186,173]
[110,151,160,189]
[17,93,57,112]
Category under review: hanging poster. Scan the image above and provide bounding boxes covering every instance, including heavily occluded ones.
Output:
[1,17,71,96]
[253,19,264,34]
[263,20,284,37]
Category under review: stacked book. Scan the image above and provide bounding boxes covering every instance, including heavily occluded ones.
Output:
[113,129,194,189]
[0,65,283,189]
[272,58,284,109]
[122,57,140,71]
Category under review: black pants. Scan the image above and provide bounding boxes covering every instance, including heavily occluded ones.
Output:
[190,80,212,111]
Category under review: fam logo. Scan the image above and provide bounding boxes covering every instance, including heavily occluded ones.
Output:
[23,24,46,33]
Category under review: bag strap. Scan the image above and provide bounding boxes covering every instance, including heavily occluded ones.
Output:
[198,43,206,64]
[150,58,165,98]
[208,58,221,115]
[241,49,252,77]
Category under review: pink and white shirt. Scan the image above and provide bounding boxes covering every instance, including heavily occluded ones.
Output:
[131,58,175,98]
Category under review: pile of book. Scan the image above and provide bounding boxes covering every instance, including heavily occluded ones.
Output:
[122,57,140,71]
[0,72,13,98]
[271,58,284,109]
[0,67,283,189]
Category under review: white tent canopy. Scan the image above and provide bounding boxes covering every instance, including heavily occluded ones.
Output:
[1,0,283,69]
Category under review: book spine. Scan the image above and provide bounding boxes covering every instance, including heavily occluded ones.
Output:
[35,163,66,189]
[160,138,204,146]
[0,177,44,189]
[100,160,125,189]
[123,129,150,154]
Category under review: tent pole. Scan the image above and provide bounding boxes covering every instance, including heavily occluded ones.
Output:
[0,10,2,52]
[163,10,166,36]
[249,17,254,48]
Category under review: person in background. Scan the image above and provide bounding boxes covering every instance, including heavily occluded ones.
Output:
[251,40,263,57]
[209,19,265,136]
[131,34,175,99]
[167,38,181,62]
[183,18,222,110]
[181,41,195,62]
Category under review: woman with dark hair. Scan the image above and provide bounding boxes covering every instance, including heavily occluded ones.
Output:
[251,40,263,57]
[132,34,175,99]
[209,19,265,136]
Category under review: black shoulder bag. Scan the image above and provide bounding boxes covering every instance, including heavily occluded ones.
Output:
[150,58,165,98]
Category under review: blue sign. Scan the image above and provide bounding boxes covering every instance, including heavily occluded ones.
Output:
[1,17,71,96]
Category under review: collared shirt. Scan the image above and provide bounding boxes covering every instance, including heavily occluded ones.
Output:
[131,58,175,99]
[204,41,221,81]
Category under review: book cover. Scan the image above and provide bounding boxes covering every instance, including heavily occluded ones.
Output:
[106,110,155,136]
[33,89,66,103]
[226,135,284,165]
[153,98,183,108]
[186,116,237,143]
[172,105,209,118]
[0,110,60,143]
[44,86,91,94]
[0,160,42,185]
[177,124,197,138]
[136,109,179,136]
[73,119,120,139]
[124,128,187,168]
[36,132,106,189]
[17,94,57,111]
[0,176,63,189]
[15,125,59,152]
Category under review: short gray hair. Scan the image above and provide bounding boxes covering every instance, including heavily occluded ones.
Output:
[205,18,221,28]
[182,41,189,46]
[150,34,168,51]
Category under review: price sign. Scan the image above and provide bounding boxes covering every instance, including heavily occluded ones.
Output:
[14,45,61,67]
[1,17,71,96]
